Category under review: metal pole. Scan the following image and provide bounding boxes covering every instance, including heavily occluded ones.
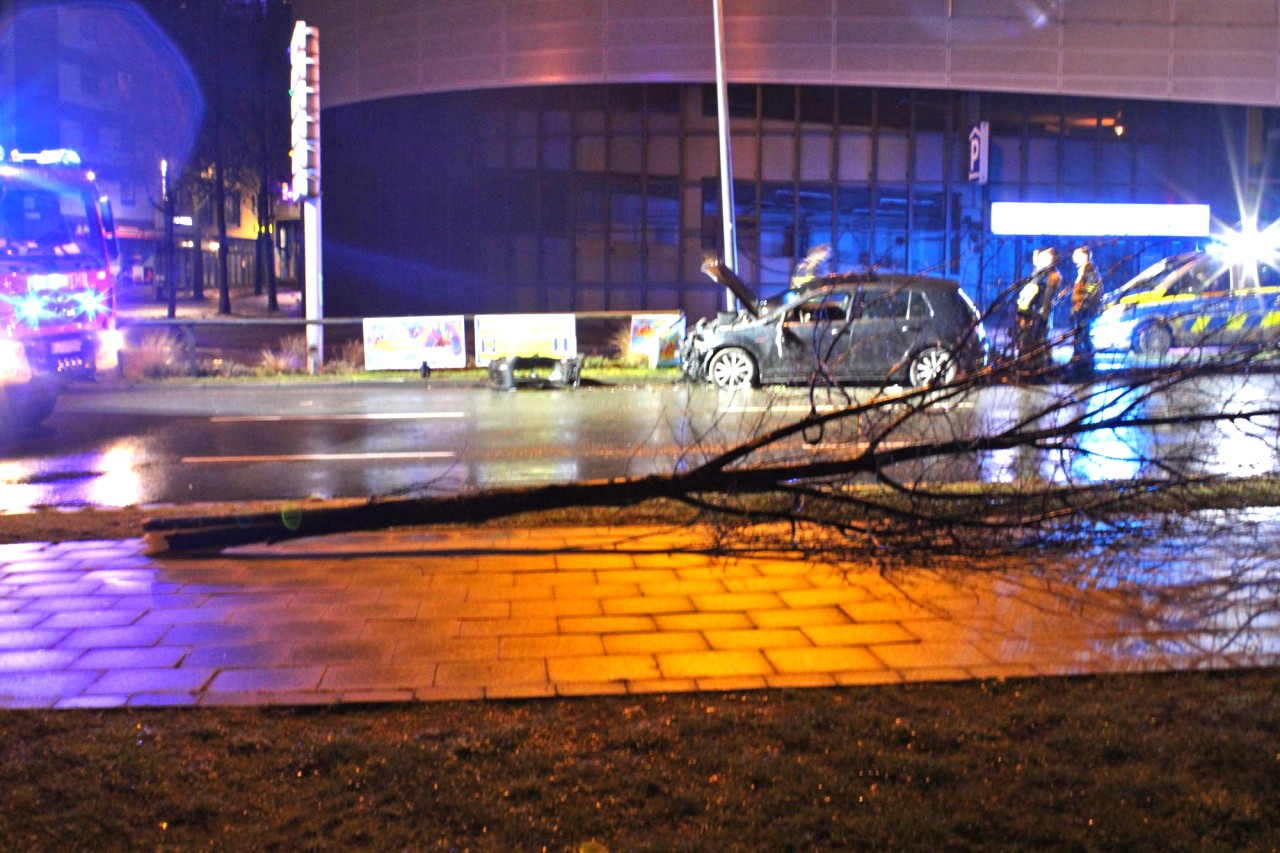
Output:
[303,195,323,374]
[712,0,738,311]
[296,22,323,374]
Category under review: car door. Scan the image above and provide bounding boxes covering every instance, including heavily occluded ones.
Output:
[1223,263,1275,348]
[847,286,914,380]
[1170,263,1234,347]
[775,292,854,383]
[1246,263,1280,346]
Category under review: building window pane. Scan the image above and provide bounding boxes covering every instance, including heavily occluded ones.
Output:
[878,132,909,181]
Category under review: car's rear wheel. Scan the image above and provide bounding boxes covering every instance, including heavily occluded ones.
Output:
[1134,323,1173,356]
[708,347,757,389]
[907,346,956,387]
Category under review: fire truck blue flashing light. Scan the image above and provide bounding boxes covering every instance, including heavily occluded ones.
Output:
[13,294,51,326]
[73,288,109,319]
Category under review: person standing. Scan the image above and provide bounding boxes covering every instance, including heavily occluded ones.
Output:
[1069,246,1103,378]
[1014,247,1060,376]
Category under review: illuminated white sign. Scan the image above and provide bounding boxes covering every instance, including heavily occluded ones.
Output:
[474,313,576,367]
[990,202,1211,237]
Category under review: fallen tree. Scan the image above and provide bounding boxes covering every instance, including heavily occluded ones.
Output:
[144,336,1280,562]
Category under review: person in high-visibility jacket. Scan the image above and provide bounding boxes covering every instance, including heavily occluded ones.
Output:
[1068,246,1103,377]
[1015,247,1059,375]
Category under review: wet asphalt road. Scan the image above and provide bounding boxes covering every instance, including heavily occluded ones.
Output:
[0,380,748,510]
[1,373,1278,513]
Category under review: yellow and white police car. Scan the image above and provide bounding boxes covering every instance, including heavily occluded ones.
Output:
[1090,250,1280,357]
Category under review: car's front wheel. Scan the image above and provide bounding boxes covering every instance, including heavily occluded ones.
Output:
[1133,323,1173,356]
[708,347,757,389]
[907,346,956,387]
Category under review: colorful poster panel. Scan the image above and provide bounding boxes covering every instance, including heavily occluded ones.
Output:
[362,316,467,371]
[630,313,685,368]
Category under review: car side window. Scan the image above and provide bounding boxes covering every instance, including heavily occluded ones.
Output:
[905,290,930,319]
[1171,267,1228,297]
[786,295,849,324]
[859,289,910,320]
[1200,268,1231,295]
[1243,262,1280,294]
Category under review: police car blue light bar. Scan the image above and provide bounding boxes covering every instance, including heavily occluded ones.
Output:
[990,202,1211,237]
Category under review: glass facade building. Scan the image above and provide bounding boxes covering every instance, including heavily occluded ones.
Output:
[325,82,1272,321]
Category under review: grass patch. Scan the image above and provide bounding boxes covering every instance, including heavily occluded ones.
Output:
[124,363,682,385]
[1,671,1277,849]
[3,492,1279,848]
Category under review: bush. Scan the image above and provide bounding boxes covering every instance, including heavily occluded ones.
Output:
[259,334,309,374]
[324,339,366,374]
[259,335,366,375]
[121,331,183,379]
[608,324,650,368]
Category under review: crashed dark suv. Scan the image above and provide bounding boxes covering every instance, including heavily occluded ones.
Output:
[683,260,988,389]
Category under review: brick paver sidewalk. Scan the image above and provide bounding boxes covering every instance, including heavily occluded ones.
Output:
[1,526,1275,708]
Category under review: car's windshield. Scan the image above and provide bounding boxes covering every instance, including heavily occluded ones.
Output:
[0,184,103,264]
[1112,253,1216,300]
[757,286,801,315]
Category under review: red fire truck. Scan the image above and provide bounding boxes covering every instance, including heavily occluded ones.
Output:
[0,147,122,436]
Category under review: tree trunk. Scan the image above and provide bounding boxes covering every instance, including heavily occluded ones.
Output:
[213,3,231,315]
[215,161,231,314]
[258,135,278,311]
[191,214,204,301]
[254,0,278,309]
[144,476,680,553]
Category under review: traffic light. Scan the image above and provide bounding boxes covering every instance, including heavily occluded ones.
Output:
[289,21,320,199]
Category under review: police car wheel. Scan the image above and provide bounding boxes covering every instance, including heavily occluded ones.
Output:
[1134,324,1172,356]
[908,346,956,387]
[708,348,756,389]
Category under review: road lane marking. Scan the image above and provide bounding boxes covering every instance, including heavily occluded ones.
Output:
[722,402,975,413]
[209,412,465,423]
[183,451,456,464]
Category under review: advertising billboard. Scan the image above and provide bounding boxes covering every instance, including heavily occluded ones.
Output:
[362,316,467,371]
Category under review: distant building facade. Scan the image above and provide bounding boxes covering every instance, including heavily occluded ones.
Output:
[293,1,1280,319]
[0,1,166,275]
[0,0,281,294]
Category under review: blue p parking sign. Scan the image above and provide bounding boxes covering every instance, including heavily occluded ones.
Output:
[969,121,988,185]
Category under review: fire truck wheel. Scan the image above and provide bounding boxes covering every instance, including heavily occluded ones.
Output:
[20,394,56,428]
[0,398,13,444]
[0,386,52,440]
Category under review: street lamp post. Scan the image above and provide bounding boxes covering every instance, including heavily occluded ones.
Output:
[712,0,738,312]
